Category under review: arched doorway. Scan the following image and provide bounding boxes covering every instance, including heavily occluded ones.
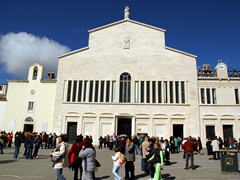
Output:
[23,117,34,132]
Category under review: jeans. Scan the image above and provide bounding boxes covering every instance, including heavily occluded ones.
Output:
[14,146,20,158]
[112,166,121,180]
[25,147,33,159]
[56,169,66,180]
[141,157,145,171]
[135,145,139,155]
[185,152,194,169]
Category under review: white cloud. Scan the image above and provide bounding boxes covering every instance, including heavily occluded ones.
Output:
[0,32,70,76]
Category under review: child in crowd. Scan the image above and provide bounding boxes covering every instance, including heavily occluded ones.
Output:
[111,147,122,180]
[148,143,164,180]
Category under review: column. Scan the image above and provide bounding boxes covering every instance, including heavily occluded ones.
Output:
[131,116,136,136]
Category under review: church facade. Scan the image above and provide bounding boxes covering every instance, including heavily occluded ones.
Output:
[52,11,240,144]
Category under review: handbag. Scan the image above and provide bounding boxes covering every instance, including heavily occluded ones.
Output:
[95,159,101,167]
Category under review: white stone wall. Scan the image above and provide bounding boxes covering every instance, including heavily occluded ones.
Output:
[0,101,6,130]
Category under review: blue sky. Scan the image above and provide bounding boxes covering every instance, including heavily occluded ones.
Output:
[0,0,240,84]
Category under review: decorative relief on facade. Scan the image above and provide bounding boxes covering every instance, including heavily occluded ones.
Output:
[124,36,130,49]
[30,89,35,95]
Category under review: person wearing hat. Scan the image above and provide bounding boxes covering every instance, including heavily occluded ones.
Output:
[79,137,96,180]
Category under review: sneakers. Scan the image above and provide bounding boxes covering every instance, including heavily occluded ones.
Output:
[36,156,38,158]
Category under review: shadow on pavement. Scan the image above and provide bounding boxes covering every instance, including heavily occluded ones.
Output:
[162,173,176,180]
[0,160,18,164]
[95,175,111,180]
[135,173,148,179]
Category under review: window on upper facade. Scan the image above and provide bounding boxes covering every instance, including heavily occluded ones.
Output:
[119,72,131,103]
[94,81,99,102]
[67,81,72,102]
[158,81,162,103]
[72,81,77,102]
[89,81,94,102]
[0,85,2,91]
[206,88,211,104]
[175,82,179,103]
[181,82,185,104]
[212,88,217,104]
[200,88,205,104]
[152,81,156,103]
[146,81,150,103]
[105,81,110,102]
[235,89,239,104]
[140,81,145,103]
[100,81,105,102]
[27,101,34,111]
[170,81,173,103]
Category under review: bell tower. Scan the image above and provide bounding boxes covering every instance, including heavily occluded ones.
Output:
[215,60,228,78]
[28,63,45,81]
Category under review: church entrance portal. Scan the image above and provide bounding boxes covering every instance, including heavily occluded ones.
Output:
[23,124,34,132]
[173,124,184,139]
[67,122,77,144]
[117,118,132,136]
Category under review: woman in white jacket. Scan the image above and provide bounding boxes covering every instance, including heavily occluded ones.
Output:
[211,136,220,160]
[50,134,68,180]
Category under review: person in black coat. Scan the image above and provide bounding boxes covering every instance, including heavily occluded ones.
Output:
[13,132,21,159]
[206,137,213,160]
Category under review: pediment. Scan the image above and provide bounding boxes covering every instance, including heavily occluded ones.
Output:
[153,114,168,118]
[83,112,96,117]
[203,114,217,119]
[100,113,114,117]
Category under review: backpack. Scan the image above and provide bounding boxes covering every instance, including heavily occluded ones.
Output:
[118,153,125,164]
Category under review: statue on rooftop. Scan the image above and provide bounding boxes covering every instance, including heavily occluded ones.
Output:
[124,5,130,19]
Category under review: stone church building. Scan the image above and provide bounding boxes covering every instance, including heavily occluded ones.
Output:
[52,8,240,144]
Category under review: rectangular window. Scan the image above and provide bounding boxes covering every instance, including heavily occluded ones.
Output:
[175,82,179,103]
[164,81,168,103]
[0,86,2,91]
[100,81,104,102]
[66,81,72,102]
[105,81,110,102]
[89,81,93,102]
[170,81,173,103]
[181,81,185,104]
[94,81,99,102]
[146,81,150,103]
[112,81,116,102]
[140,81,145,103]
[152,81,156,103]
[200,88,205,104]
[135,81,139,103]
[158,81,162,103]
[84,81,88,102]
[28,102,34,111]
[212,88,217,104]
[72,81,77,102]
[235,89,239,104]
[206,88,211,104]
[77,81,82,102]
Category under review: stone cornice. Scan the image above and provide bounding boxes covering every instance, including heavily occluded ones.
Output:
[88,19,166,33]
[59,47,89,58]
[165,46,197,58]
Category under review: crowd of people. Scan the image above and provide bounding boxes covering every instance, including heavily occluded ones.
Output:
[1,130,240,180]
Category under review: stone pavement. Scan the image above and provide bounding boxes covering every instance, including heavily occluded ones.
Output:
[0,146,239,180]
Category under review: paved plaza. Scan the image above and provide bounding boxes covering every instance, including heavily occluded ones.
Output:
[0,147,239,180]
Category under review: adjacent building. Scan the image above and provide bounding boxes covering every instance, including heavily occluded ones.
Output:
[0,84,7,130]
[2,63,56,133]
